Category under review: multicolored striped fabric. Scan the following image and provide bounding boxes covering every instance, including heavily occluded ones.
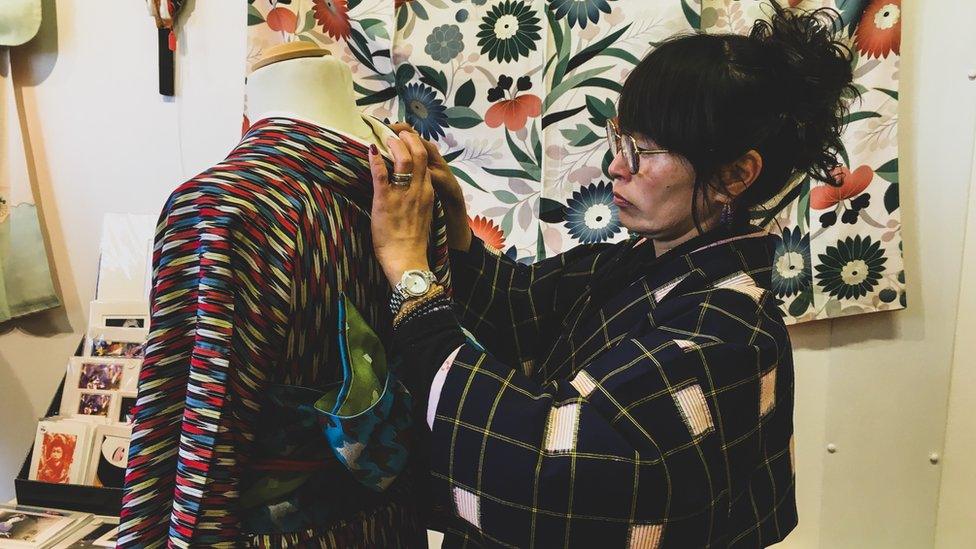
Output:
[120,117,450,548]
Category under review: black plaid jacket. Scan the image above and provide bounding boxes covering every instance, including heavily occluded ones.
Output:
[413,226,796,548]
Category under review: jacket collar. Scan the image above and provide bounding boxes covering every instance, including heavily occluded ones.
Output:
[643,224,776,310]
[585,223,768,307]
[541,224,775,382]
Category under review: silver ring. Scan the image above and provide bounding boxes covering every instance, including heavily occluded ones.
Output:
[390,172,413,187]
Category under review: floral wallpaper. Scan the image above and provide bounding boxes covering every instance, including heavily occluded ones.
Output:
[246,0,905,324]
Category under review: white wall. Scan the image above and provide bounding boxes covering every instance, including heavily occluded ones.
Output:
[934,116,976,548]
[0,0,245,493]
[1,2,974,547]
[780,1,976,546]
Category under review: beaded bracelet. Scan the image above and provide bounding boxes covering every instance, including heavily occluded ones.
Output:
[394,299,453,330]
[392,284,446,325]
[393,292,450,328]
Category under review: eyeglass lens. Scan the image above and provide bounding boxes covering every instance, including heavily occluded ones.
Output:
[606,120,638,174]
[606,120,619,156]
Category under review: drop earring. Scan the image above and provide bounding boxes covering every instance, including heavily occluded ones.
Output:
[721,203,734,226]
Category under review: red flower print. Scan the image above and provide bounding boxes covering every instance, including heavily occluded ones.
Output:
[395,0,414,9]
[266,7,298,33]
[811,165,873,210]
[313,0,352,40]
[855,0,901,59]
[469,216,506,251]
[485,94,542,132]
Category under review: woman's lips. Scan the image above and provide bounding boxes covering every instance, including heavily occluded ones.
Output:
[613,192,632,207]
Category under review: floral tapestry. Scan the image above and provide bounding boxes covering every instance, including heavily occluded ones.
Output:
[246,0,905,324]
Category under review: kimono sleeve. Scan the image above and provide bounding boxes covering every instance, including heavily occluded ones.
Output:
[119,190,295,548]
[449,235,614,369]
[427,290,789,547]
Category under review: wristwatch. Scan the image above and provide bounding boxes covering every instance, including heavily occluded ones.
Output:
[390,269,437,313]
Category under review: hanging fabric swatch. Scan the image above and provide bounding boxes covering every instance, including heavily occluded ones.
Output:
[245,0,905,325]
[0,49,60,322]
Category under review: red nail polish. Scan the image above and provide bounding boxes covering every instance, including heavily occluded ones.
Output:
[369,144,379,155]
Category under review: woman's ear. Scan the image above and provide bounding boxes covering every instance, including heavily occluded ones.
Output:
[718,150,763,203]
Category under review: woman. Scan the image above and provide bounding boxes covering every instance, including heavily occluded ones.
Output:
[370,6,854,547]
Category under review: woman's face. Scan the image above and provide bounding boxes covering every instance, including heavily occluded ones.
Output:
[608,132,719,242]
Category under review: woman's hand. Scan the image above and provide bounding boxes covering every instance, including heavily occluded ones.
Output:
[389,123,472,252]
[368,131,435,287]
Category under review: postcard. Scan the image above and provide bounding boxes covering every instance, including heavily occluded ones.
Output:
[84,327,148,360]
[76,393,113,419]
[27,420,90,485]
[0,503,93,548]
[84,425,131,489]
[62,357,142,418]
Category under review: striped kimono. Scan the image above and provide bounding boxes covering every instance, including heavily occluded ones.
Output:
[120,117,450,548]
[408,226,797,547]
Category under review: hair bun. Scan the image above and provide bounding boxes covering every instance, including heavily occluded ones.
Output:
[750,5,856,184]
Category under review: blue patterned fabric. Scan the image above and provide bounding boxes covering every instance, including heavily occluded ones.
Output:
[316,294,412,492]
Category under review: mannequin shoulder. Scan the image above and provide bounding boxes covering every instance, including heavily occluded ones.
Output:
[161,167,304,227]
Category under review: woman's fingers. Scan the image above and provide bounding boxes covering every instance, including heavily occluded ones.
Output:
[417,135,444,165]
[386,135,413,182]
[399,131,429,184]
[389,122,416,135]
[367,144,389,198]
[395,126,443,163]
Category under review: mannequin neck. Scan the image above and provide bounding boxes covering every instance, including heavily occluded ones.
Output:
[246,56,393,151]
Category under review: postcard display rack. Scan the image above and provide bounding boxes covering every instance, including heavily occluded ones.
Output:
[11,214,155,541]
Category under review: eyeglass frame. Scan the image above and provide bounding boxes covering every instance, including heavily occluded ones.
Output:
[605,118,670,175]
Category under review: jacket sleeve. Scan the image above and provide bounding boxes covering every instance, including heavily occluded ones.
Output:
[425,289,792,547]
[119,190,294,548]
[448,235,614,370]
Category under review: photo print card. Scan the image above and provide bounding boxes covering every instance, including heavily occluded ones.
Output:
[52,517,118,549]
[87,300,149,330]
[62,357,142,417]
[85,425,131,489]
[84,327,148,359]
[0,504,82,547]
[75,359,123,392]
[0,508,61,545]
[76,393,114,420]
[27,420,91,485]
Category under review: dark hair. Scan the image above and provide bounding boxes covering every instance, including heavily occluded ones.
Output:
[618,4,857,228]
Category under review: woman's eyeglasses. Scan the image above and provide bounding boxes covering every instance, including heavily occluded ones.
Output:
[605,119,670,175]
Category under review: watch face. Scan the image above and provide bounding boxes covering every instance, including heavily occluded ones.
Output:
[404,275,429,295]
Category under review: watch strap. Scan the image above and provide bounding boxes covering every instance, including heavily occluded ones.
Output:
[390,270,437,313]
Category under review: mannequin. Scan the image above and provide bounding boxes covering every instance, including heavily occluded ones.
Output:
[119,42,451,548]
[246,43,395,155]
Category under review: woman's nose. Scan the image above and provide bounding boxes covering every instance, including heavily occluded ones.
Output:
[608,151,630,181]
